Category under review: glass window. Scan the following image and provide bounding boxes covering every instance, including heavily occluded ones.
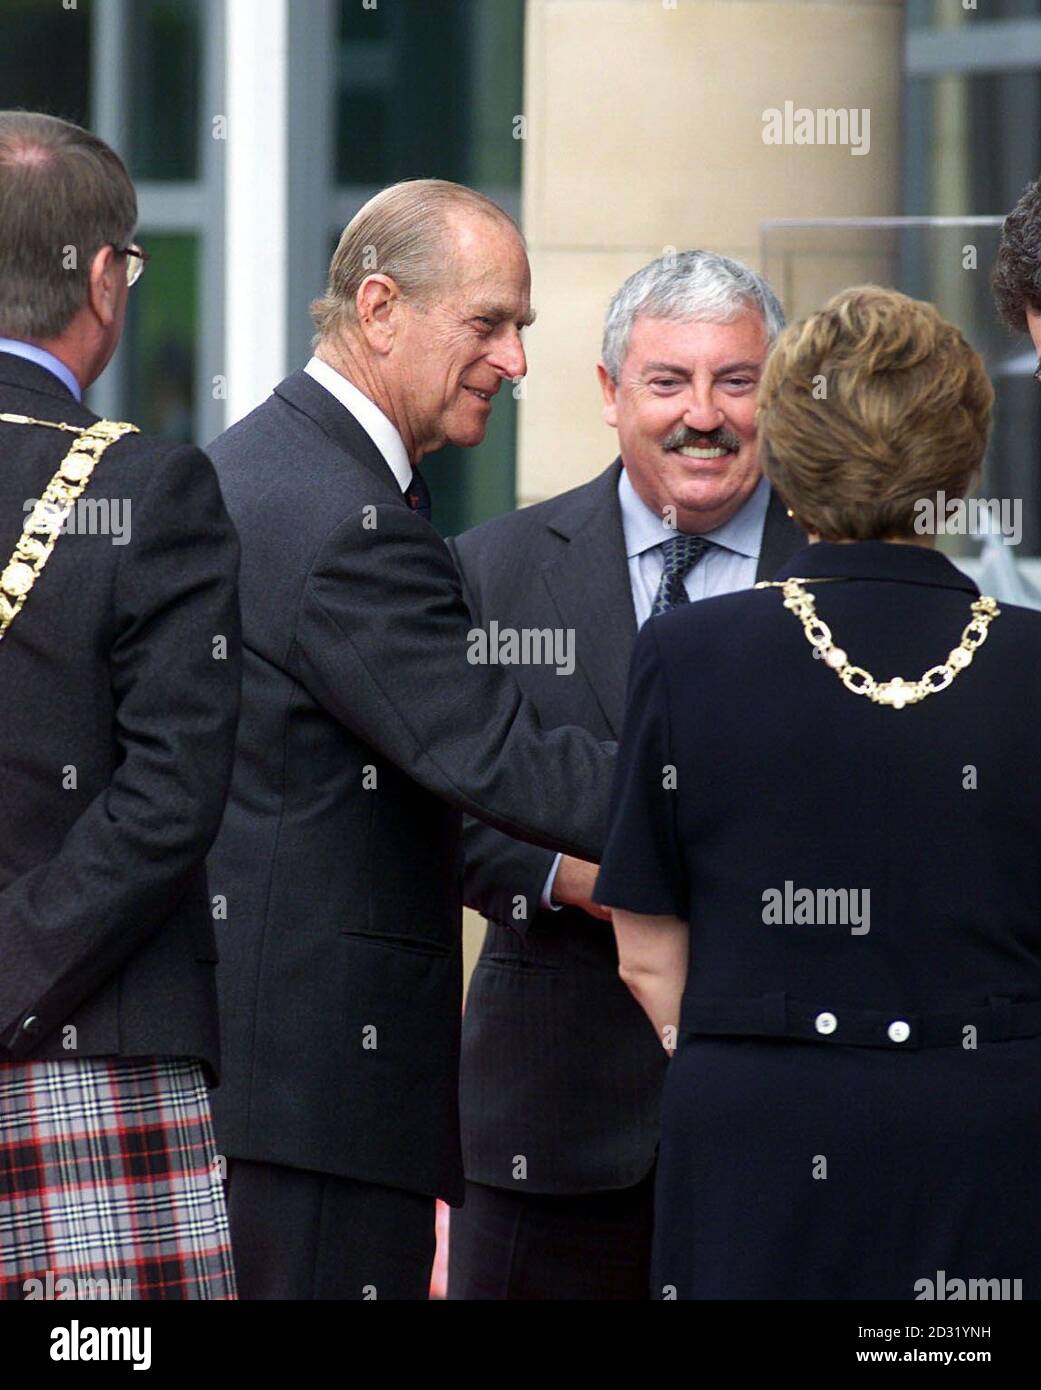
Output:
[334,0,525,534]
[128,0,203,181]
[121,233,198,442]
[909,0,1041,25]
[905,71,1041,218]
[0,0,90,124]
[336,0,523,188]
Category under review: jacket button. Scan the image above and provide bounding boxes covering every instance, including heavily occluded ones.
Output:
[887,1019,911,1043]
[814,1011,838,1035]
[21,1015,39,1034]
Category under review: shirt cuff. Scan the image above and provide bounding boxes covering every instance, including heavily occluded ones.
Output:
[540,853,564,912]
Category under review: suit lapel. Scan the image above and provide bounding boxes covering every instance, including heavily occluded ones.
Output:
[274,370,404,503]
[541,460,637,738]
[539,471,805,736]
[756,485,806,581]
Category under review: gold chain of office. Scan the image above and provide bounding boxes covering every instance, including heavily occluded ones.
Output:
[0,412,138,643]
[754,576,1001,710]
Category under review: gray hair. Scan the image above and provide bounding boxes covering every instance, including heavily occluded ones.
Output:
[311,178,522,343]
[0,111,137,340]
[601,249,785,381]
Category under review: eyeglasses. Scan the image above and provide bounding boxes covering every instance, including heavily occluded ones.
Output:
[112,243,150,288]
[1034,360,1041,385]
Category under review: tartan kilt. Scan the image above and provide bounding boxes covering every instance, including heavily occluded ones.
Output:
[0,1055,236,1300]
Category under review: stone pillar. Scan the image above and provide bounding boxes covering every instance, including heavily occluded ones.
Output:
[518,0,905,505]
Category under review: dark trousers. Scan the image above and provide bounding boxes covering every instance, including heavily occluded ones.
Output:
[446,1169,655,1300]
[226,1157,436,1300]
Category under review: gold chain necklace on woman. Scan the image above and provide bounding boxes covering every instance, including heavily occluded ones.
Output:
[754,576,1000,710]
[0,411,138,642]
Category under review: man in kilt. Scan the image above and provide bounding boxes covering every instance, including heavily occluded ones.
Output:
[0,112,241,1300]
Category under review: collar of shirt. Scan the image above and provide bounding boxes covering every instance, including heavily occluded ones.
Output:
[0,338,83,402]
[304,355,413,493]
[618,465,770,560]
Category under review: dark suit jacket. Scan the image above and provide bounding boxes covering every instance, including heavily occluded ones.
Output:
[595,540,1041,1301]
[205,371,616,1204]
[0,352,241,1076]
[597,536,1041,1025]
[447,459,804,1193]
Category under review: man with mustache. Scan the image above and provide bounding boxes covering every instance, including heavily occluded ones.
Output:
[446,250,804,1300]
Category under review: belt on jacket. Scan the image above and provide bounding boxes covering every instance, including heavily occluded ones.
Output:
[679,993,1041,1050]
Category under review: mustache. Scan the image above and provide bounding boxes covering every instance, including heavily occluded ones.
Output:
[661,425,743,454]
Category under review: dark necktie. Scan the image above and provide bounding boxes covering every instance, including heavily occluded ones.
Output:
[651,533,712,616]
[404,467,432,522]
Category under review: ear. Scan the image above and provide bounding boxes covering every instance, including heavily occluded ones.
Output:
[597,361,619,429]
[87,244,122,328]
[355,273,401,355]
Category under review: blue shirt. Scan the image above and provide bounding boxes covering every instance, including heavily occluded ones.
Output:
[0,338,82,402]
[618,467,770,627]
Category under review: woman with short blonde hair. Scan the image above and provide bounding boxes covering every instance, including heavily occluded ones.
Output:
[595,285,1041,1300]
[758,285,993,542]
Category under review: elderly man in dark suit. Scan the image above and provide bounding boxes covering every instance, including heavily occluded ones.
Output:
[0,112,241,1300]
[446,251,803,1300]
[206,179,616,1300]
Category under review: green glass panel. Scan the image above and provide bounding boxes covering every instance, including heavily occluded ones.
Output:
[334,0,525,533]
[123,232,197,442]
[911,0,1041,22]
[128,0,202,180]
[0,0,90,125]
[336,0,523,186]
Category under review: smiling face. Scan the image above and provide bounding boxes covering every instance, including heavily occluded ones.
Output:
[392,211,532,457]
[599,309,769,533]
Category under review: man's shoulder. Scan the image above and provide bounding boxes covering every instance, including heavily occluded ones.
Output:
[1,388,215,497]
[451,461,620,563]
[203,388,437,586]
[208,383,387,487]
[102,426,206,467]
[205,387,296,471]
[207,387,393,529]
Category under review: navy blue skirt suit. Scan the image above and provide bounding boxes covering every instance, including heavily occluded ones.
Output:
[595,540,1041,1300]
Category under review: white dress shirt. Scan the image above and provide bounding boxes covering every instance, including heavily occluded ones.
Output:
[303,355,413,493]
[542,466,772,910]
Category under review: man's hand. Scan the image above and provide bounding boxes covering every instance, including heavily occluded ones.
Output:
[550,855,613,921]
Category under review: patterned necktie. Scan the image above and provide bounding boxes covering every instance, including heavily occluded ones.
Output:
[404,467,432,521]
[650,534,712,616]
